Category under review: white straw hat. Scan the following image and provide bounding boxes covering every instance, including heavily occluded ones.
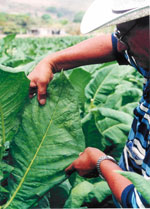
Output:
[80,0,150,34]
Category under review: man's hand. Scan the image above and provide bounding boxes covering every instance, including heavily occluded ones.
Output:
[27,59,54,105]
[65,147,106,178]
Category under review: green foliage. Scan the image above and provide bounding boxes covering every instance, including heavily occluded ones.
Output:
[0,66,29,159]
[73,11,84,23]
[0,34,145,208]
[69,68,91,111]
[94,108,132,160]
[0,13,7,22]
[59,19,69,25]
[85,181,112,207]
[64,181,93,208]
[1,72,85,209]
[45,6,72,18]
[41,14,51,22]
[0,13,30,34]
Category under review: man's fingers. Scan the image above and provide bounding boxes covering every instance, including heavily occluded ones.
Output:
[37,83,47,105]
[29,81,37,98]
[65,164,76,176]
[28,80,48,105]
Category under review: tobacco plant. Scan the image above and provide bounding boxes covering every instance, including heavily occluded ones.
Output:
[0,34,149,208]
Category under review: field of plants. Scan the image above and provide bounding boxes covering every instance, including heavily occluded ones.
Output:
[0,34,150,208]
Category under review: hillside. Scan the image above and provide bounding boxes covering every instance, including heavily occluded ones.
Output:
[0,0,93,19]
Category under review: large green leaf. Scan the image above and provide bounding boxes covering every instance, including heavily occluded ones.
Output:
[64,181,93,208]
[85,181,111,204]
[65,180,112,208]
[94,107,132,140]
[120,102,139,115]
[0,66,29,205]
[104,93,122,110]
[0,64,25,73]
[0,66,29,154]
[93,107,132,159]
[104,81,141,110]
[116,171,150,204]
[82,112,105,150]
[115,80,142,106]
[69,68,91,110]
[85,64,132,108]
[3,57,34,68]
[4,72,85,209]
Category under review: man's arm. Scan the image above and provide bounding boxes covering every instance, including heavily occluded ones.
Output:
[65,147,132,203]
[46,34,115,71]
[100,158,131,202]
[28,34,116,105]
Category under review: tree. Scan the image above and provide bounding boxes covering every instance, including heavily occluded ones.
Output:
[73,11,84,23]
[42,14,51,22]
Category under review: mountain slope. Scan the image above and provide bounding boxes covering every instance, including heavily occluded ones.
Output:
[0,0,93,17]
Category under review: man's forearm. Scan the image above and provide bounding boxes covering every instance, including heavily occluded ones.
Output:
[100,160,132,203]
[44,34,115,72]
[28,34,116,104]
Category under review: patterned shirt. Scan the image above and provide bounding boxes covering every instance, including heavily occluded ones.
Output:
[112,33,150,208]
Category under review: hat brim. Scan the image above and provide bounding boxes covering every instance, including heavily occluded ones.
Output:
[80,0,150,34]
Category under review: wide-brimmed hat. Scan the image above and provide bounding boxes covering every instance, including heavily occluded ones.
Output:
[80,0,150,34]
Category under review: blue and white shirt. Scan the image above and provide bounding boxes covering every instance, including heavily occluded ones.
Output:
[112,33,150,208]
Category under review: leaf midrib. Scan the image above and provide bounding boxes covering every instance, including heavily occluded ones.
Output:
[93,69,112,102]
[3,85,63,209]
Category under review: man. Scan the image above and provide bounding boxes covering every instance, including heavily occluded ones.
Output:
[28,0,150,207]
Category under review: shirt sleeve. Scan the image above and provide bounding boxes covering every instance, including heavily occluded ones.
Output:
[111,33,129,66]
[121,184,150,208]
